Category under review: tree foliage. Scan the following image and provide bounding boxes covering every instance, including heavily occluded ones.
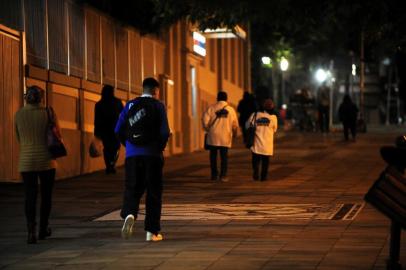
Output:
[85,0,406,57]
[83,0,406,63]
[82,0,248,34]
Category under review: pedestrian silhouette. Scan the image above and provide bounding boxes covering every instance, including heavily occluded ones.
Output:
[94,84,123,174]
[338,95,358,141]
[317,85,330,133]
[237,91,257,144]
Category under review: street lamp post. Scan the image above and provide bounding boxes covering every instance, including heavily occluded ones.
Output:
[261,56,273,100]
[280,57,289,106]
[315,68,330,131]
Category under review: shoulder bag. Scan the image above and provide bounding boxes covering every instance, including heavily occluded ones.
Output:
[46,107,67,159]
[245,112,257,148]
[89,136,102,158]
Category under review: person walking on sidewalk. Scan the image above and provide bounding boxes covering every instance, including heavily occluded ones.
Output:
[202,91,238,182]
[317,84,330,133]
[94,84,123,174]
[338,94,358,141]
[237,91,257,145]
[15,86,59,244]
[115,77,170,241]
[246,98,278,181]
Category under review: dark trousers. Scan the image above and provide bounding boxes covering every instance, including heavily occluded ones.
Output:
[121,156,163,234]
[239,119,248,144]
[102,138,120,171]
[342,121,356,140]
[318,106,329,132]
[241,127,248,145]
[252,153,270,180]
[21,169,55,228]
[209,146,228,178]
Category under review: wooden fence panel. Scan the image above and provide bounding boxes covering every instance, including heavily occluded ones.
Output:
[85,9,100,83]
[129,30,142,93]
[101,17,115,86]
[156,43,165,77]
[0,31,21,182]
[48,0,68,73]
[0,35,5,180]
[49,83,81,178]
[24,0,47,68]
[142,38,154,78]
[116,26,129,90]
[68,1,84,78]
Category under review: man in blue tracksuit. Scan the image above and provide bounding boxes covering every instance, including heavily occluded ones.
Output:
[115,77,170,241]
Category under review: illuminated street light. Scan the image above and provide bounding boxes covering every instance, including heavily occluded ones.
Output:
[352,64,356,76]
[315,68,327,83]
[261,56,271,65]
[280,57,289,71]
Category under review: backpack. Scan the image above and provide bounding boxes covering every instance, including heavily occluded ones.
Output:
[126,97,160,145]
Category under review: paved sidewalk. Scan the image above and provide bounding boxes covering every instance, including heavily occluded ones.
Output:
[0,131,405,270]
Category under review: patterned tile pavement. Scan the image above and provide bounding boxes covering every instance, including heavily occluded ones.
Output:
[95,203,364,221]
[0,130,405,270]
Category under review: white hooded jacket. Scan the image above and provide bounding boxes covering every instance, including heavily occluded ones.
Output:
[245,111,278,155]
[202,101,238,148]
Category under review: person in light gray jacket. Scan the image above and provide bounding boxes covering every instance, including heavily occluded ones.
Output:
[202,91,238,182]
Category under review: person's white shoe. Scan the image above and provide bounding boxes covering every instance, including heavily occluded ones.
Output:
[146,231,163,242]
[121,214,134,239]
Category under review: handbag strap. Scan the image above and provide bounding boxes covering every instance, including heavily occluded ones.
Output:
[250,111,258,127]
[207,105,228,130]
[46,106,55,126]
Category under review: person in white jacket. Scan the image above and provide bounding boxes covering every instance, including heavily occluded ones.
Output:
[246,98,278,181]
[202,91,238,182]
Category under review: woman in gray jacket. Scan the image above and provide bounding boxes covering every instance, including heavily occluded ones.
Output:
[15,86,58,244]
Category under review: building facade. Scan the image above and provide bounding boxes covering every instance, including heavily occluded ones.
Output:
[0,0,250,182]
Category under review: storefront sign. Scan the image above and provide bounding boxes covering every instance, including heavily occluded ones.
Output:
[193,32,206,57]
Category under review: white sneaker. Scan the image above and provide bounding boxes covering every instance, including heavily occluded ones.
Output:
[121,214,134,239]
[146,231,163,242]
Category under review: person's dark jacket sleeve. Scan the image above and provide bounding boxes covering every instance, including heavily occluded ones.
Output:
[116,99,124,114]
[114,103,129,146]
[158,103,170,151]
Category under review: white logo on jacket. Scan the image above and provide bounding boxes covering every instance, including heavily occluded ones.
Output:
[128,108,146,126]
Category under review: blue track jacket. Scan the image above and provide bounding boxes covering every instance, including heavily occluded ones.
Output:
[114,95,170,158]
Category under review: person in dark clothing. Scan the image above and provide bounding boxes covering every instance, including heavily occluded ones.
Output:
[338,95,359,141]
[317,85,330,133]
[94,85,124,174]
[115,77,170,241]
[237,91,257,144]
